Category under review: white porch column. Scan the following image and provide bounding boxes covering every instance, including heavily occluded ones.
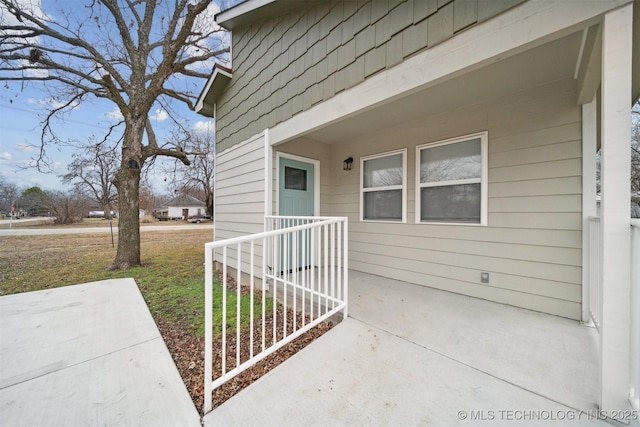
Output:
[264,128,273,218]
[599,3,633,412]
[582,98,598,324]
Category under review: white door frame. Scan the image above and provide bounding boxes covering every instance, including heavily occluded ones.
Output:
[275,151,320,217]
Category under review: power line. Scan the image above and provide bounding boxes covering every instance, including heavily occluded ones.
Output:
[0,104,119,132]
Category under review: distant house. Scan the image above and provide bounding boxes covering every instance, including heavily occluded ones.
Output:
[154,194,207,221]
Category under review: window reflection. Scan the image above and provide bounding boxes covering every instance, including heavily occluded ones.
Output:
[284,166,307,191]
[420,138,481,183]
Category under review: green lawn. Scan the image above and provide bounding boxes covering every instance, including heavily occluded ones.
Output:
[0,229,272,338]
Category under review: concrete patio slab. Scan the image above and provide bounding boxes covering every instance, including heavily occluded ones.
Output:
[348,271,601,411]
[204,271,605,426]
[205,318,605,426]
[0,279,200,427]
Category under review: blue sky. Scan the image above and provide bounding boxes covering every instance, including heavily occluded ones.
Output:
[0,85,213,193]
[0,0,221,194]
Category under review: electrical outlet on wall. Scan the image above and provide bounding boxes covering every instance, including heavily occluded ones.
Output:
[481,272,490,284]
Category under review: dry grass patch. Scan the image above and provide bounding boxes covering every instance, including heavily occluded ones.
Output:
[0,230,206,295]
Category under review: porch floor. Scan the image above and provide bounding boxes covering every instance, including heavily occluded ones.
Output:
[204,271,604,426]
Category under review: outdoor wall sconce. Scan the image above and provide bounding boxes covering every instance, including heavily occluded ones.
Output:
[343,157,353,171]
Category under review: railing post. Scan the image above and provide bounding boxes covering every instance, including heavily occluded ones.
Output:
[236,243,241,368]
[250,241,254,359]
[343,219,349,319]
[204,244,213,413]
[222,247,227,376]
[630,221,640,411]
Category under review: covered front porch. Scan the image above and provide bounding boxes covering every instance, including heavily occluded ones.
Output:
[204,270,604,426]
[205,0,638,418]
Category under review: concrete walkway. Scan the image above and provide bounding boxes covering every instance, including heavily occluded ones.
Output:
[204,271,606,426]
[0,279,200,427]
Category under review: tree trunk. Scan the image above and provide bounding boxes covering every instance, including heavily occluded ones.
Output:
[111,120,144,270]
[112,168,141,269]
[102,199,113,220]
[205,188,213,217]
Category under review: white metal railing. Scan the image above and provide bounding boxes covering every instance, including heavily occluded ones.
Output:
[587,216,603,331]
[630,219,640,411]
[203,216,348,414]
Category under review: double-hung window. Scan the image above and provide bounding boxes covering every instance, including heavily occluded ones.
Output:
[361,149,406,222]
[416,132,487,225]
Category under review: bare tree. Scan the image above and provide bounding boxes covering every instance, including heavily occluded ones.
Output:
[631,104,640,217]
[0,176,20,215]
[632,105,639,194]
[595,102,639,217]
[165,123,215,216]
[45,189,89,224]
[0,0,228,269]
[139,180,159,217]
[61,141,118,219]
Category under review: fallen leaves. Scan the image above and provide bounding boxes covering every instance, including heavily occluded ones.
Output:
[157,277,335,415]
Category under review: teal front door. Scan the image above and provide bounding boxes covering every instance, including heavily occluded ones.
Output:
[278,156,315,273]
[279,157,315,217]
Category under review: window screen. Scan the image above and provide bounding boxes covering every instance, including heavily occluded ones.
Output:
[361,151,405,222]
[417,133,486,224]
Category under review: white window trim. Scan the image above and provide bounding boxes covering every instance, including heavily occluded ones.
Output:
[360,148,407,223]
[415,131,488,226]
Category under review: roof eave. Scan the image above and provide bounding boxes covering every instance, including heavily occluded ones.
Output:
[216,0,325,30]
[215,0,278,30]
[195,64,232,118]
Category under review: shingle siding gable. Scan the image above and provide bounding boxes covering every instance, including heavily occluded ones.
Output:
[215,0,526,153]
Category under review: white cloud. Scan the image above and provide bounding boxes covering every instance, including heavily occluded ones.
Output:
[193,2,221,31]
[189,2,222,44]
[1,0,50,78]
[184,2,229,71]
[25,159,38,168]
[50,160,67,175]
[150,109,168,122]
[28,97,79,110]
[0,0,45,26]
[105,107,123,120]
[19,58,49,78]
[15,143,35,153]
[193,120,214,135]
[0,152,12,160]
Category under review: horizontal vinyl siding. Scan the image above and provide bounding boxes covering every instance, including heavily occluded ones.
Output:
[215,134,265,236]
[214,133,266,278]
[348,259,580,317]
[327,78,583,319]
[347,244,580,301]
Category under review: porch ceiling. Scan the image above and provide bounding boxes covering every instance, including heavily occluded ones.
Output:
[304,30,584,145]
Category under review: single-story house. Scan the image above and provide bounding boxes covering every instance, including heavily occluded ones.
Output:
[196,0,640,415]
[153,193,207,221]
